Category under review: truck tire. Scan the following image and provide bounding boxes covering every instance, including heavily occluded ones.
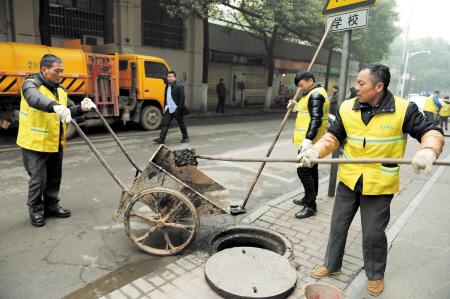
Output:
[140,105,162,130]
[65,120,77,140]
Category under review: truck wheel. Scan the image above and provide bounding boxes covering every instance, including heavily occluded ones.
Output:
[140,105,162,130]
[65,120,77,139]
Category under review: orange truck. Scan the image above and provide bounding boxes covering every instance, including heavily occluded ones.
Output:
[0,42,170,137]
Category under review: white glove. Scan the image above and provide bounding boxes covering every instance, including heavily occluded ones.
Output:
[287,99,298,111]
[299,139,313,153]
[297,148,320,168]
[53,105,72,123]
[81,97,97,112]
[411,148,436,174]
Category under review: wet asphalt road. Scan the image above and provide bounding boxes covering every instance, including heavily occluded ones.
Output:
[0,114,331,298]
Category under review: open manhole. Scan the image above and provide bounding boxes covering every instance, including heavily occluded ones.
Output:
[210,225,293,258]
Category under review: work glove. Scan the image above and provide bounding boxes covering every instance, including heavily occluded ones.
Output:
[287,99,298,111]
[53,105,72,123]
[297,148,320,168]
[81,97,97,112]
[411,148,436,174]
[299,139,313,153]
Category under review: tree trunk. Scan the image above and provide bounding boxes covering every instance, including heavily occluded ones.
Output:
[264,28,278,111]
[200,16,209,112]
[103,0,114,44]
[324,48,333,91]
[39,0,51,46]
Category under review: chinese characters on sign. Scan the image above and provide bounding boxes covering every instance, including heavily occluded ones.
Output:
[326,9,368,32]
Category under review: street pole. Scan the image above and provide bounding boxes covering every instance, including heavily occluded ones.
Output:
[328,29,351,197]
[400,51,410,98]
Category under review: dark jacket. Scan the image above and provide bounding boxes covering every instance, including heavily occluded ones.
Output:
[304,83,326,141]
[164,80,185,110]
[328,89,443,145]
[216,83,226,97]
[22,73,82,117]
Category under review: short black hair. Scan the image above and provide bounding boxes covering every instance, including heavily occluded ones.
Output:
[168,71,176,77]
[434,90,440,94]
[40,54,62,69]
[333,85,339,90]
[360,62,390,90]
[294,71,315,86]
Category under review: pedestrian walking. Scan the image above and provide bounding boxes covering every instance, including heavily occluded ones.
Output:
[297,63,444,296]
[17,54,96,227]
[153,71,189,144]
[439,96,450,131]
[330,85,339,115]
[287,71,329,219]
[423,90,442,124]
[216,78,226,113]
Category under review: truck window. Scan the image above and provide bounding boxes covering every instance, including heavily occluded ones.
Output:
[119,60,128,70]
[144,61,168,79]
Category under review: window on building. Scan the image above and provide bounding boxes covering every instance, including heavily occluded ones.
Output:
[49,0,104,39]
[144,61,168,79]
[141,1,184,50]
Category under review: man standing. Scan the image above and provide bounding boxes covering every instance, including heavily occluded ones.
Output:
[288,71,329,219]
[216,78,226,113]
[423,90,442,124]
[297,63,444,296]
[330,85,339,115]
[439,96,450,131]
[153,71,189,144]
[17,54,96,227]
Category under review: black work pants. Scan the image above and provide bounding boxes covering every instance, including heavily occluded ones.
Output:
[159,111,188,141]
[440,116,448,130]
[324,182,392,280]
[22,148,63,214]
[297,164,319,209]
[216,96,225,113]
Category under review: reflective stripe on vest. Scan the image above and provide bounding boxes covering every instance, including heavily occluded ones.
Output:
[16,84,68,152]
[293,86,329,146]
[337,96,409,195]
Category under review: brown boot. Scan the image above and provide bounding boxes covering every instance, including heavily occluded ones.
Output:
[368,279,384,297]
[310,266,342,279]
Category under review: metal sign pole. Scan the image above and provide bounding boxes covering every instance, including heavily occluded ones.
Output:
[328,29,352,197]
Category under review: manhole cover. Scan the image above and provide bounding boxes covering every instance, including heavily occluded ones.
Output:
[205,247,297,299]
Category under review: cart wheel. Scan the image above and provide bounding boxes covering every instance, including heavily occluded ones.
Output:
[124,187,199,256]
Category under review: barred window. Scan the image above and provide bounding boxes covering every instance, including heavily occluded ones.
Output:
[49,0,104,39]
[142,1,184,50]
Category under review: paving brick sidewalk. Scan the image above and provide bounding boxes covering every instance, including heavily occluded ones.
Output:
[99,143,449,299]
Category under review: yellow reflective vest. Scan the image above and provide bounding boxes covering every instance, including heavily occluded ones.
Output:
[16,83,68,152]
[293,86,329,146]
[439,102,450,117]
[423,95,438,113]
[338,97,409,195]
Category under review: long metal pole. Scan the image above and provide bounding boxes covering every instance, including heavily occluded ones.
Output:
[327,30,351,197]
[239,22,334,210]
[400,52,410,98]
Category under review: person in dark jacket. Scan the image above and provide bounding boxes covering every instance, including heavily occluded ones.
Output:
[297,63,444,296]
[154,71,189,144]
[216,78,226,113]
[330,85,339,115]
[287,71,329,219]
[17,54,96,227]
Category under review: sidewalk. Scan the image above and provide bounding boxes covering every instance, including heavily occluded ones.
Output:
[97,145,450,299]
[186,105,287,119]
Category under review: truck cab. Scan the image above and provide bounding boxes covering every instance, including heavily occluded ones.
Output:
[119,54,170,130]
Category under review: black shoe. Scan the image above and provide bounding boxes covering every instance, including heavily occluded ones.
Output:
[45,204,71,218]
[295,206,317,219]
[293,197,306,205]
[153,138,164,144]
[180,137,189,143]
[30,211,46,227]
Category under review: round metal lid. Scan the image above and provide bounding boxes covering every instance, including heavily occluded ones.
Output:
[204,247,297,299]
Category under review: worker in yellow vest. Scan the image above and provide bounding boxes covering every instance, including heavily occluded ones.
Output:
[439,96,450,131]
[287,71,329,219]
[297,63,444,296]
[17,54,96,227]
[423,90,442,124]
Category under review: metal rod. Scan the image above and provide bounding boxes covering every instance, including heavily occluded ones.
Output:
[240,22,334,209]
[70,120,131,195]
[196,155,450,166]
[92,108,142,173]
